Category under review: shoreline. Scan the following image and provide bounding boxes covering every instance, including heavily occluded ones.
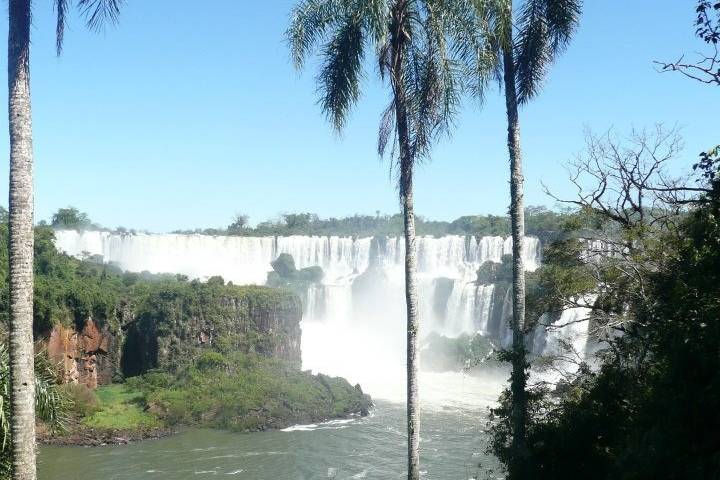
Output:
[39,426,179,447]
[39,408,373,448]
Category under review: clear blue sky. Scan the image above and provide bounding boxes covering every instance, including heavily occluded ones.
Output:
[0,0,715,232]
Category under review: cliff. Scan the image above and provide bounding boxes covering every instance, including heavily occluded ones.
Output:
[43,281,302,388]
[122,282,302,377]
[46,318,116,389]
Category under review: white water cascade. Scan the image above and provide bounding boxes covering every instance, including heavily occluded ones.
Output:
[54,230,591,401]
[55,230,540,334]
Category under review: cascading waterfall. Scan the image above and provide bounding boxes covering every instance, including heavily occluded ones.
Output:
[54,229,591,388]
[55,231,543,335]
[444,283,495,337]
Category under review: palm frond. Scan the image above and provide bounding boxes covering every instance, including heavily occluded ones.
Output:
[287,0,343,69]
[78,0,124,32]
[289,0,501,195]
[545,0,581,49]
[515,0,581,104]
[55,0,70,55]
[33,349,68,431]
[317,12,366,131]
[55,0,124,55]
[0,345,68,470]
[378,100,397,158]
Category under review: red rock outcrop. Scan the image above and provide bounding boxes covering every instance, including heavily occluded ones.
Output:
[47,318,113,389]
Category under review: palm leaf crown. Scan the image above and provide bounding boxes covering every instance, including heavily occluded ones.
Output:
[288,0,498,177]
[54,0,124,54]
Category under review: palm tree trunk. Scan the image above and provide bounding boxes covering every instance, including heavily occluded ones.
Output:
[502,34,528,478]
[7,1,36,479]
[400,158,420,480]
[389,3,420,478]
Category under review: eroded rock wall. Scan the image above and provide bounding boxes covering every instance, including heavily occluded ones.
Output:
[121,284,302,377]
[43,285,302,387]
[46,318,117,389]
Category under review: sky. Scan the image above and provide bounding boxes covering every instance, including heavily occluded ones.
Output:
[0,1,715,232]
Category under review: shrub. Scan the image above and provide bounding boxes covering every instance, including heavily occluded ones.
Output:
[59,383,100,417]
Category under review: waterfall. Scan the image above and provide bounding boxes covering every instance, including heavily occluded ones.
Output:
[444,283,495,337]
[54,230,574,355]
[541,299,594,364]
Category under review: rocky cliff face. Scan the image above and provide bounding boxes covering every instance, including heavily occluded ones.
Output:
[46,318,118,389]
[121,283,302,377]
[44,284,302,387]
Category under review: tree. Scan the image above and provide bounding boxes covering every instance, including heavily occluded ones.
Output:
[490,3,719,475]
[287,2,492,477]
[7,2,121,478]
[50,207,92,230]
[481,0,581,476]
[656,1,720,85]
[489,135,720,480]
[227,213,250,234]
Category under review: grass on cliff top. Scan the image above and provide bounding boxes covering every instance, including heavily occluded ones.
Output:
[82,384,162,431]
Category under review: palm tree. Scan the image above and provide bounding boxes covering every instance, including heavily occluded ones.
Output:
[287,2,493,477]
[484,0,580,476]
[7,2,122,478]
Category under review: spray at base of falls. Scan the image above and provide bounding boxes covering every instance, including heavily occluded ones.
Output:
[54,230,593,402]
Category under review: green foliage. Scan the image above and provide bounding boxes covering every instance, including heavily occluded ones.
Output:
[525,239,597,320]
[514,0,582,104]
[174,209,576,239]
[490,167,720,479]
[695,144,720,196]
[267,253,324,303]
[0,347,67,477]
[0,223,132,334]
[226,213,249,234]
[287,0,498,177]
[122,280,301,377]
[58,383,100,418]
[32,226,123,333]
[195,351,228,371]
[50,207,93,230]
[127,351,371,431]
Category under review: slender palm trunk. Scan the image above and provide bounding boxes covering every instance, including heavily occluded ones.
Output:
[8,1,36,479]
[389,3,419,478]
[401,160,420,480]
[502,31,528,478]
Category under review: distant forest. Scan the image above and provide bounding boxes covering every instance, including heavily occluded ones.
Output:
[47,206,582,240]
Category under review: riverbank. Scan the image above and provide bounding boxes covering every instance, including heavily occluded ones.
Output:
[41,352,373,448]
[39,424,176,447]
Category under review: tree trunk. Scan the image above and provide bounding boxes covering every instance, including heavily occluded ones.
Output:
[7,1,36,479]
[401,158,420,480]
[389,3,420,478]
[502,31,529,479]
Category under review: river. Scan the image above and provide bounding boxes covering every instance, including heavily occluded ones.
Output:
[39,363,506,479]
[40,231,569,479]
